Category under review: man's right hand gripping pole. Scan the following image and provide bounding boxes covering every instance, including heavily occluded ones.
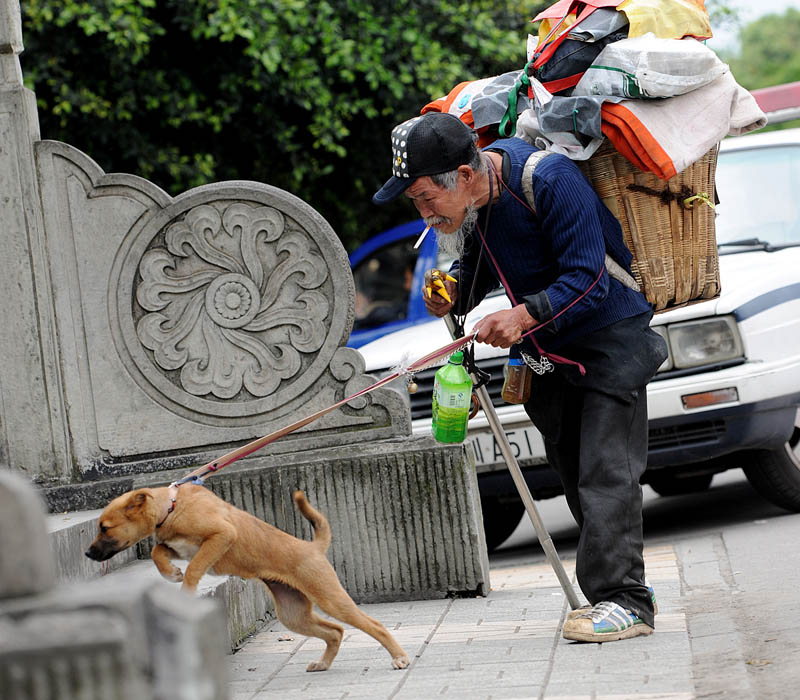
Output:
[423,269,457,318]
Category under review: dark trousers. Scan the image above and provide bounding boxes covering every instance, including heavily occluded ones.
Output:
[524,372,655,627]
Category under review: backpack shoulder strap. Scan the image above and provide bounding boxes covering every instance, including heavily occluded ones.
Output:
[521,149,553,216]
[521,149,641,293]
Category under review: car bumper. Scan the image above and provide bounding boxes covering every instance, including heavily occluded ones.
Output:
[646,355,800,465]
[647,395,799,466]
[411,355,800,469]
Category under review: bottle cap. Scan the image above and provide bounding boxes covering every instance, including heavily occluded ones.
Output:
[449,351,464,364]
[508,358,524,365]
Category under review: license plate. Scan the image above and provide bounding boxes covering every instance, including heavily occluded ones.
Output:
[467,425,546,468]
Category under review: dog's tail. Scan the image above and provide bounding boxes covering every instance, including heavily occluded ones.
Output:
[293,490,331,552]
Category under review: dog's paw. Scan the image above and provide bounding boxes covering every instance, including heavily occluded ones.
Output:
[392,655,410,670]
[305,661,330,672]
[180,581,198,594]
[162,567,184,583]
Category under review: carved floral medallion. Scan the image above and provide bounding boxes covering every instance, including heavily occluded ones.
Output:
[134,202,330,401]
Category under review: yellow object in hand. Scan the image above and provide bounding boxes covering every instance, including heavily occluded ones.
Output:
[432,279,451,303]
[425,269,457,303]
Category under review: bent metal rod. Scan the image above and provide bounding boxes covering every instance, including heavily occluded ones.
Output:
[443,315,580,610]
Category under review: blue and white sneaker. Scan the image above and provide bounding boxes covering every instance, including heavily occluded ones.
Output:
[562,601,654,643]
[567,580,657,620]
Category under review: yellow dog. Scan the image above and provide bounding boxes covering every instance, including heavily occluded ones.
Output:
[86,485,409,672]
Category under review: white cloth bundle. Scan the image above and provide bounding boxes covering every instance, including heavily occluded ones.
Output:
[574,34,729,99]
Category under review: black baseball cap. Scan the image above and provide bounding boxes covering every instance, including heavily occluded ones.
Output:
[372,113,476,205]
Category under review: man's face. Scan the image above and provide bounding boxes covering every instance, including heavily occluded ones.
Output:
[404,175,470,235]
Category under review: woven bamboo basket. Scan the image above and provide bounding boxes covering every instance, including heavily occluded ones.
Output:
[577,142,720,313]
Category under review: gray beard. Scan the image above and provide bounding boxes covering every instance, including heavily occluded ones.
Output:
[432,205,479,259]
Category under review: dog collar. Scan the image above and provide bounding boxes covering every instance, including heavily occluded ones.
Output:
[156,484,179,529]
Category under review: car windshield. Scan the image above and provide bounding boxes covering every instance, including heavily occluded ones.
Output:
[352,238,418,330]
[716,144,800,247]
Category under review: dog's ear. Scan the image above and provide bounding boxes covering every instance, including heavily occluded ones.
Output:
[125,491,150,512]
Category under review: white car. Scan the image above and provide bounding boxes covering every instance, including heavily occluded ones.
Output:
[356,127,800,550]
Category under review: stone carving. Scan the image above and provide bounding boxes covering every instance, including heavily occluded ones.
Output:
[25,142,410,479]
[103,181,369,427]
[136,202,329,400]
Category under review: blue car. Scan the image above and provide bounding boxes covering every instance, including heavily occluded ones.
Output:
[348,219,438,349]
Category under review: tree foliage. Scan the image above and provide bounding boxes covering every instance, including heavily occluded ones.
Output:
[705,0,737,35]
[20,0,548,249]
[727,8,800,90]
[721,8,800,132]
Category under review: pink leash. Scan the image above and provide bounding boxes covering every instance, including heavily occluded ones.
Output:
[171,333,477,487]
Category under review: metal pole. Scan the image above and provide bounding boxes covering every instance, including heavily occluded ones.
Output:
[444,315,580,609]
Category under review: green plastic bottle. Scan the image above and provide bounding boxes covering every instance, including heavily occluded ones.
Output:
[431,351,473,443]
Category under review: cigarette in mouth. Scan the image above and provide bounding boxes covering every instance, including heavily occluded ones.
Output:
[413,225,431,250]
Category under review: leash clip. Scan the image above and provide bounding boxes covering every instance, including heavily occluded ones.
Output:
[170,475,206,488]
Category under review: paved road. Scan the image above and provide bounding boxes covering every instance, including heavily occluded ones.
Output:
[227,468,800,699]
[498,468,783,551]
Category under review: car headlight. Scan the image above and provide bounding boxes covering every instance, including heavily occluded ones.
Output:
[667,316,744,369]
[651,325,672,371]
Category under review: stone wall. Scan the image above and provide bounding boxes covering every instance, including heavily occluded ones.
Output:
[137,438,490,603]
[34,140,409,484]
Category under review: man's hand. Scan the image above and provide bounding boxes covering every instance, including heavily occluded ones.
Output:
[423,269,458,318]
[472,304,536,348]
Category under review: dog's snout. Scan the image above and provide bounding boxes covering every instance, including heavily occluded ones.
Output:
[85,540,118,562]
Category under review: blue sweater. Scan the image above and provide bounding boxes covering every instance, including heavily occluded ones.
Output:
[451,138,652,352]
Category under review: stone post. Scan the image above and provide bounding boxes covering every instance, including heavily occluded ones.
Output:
[0,470,54,597]
[0,0,70,481]
[0,469,229,700]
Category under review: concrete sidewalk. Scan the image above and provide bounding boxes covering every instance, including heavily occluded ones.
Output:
[227,544,692,699]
